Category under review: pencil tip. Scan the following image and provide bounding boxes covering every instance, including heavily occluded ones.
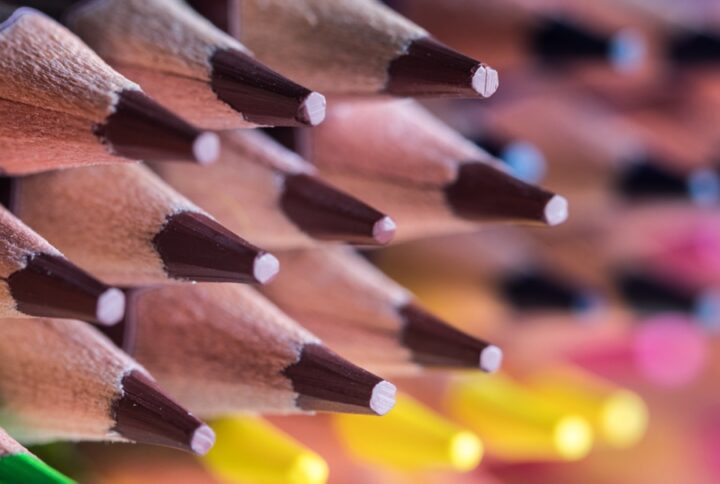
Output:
[114,370,214,454]
[8,254,126,325]
[445,162,564,225]
[480,345,503,373]
[191,425,217,456]
[99,90,220,163]
[284,344,396,415]
[154,211,275,283]
[386,37,498,98]
[400,303,502,371]
[281,174,395,245]
[471,65,500,98]
[544,195,569,226]
[254,253,280,284]
[211,49,324,127]
[193,132,221,165]
[373,216,397,245]
[370,381,398,416]
[96,287,127,326]
[298,92,327,126]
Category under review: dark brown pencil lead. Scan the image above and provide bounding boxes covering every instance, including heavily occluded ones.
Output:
[444,162,568,225]
[96,90,220,164]
[280,174,396,245]
[210,49,326,127]
[385,37,499,98]
[186,0,237,35]
[153,211,279,284]
[113,370,215,455]
[7,253,125,325]
[283,344,397,416]
[399,304,503,372]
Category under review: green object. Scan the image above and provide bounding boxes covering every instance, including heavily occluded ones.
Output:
[0,454,75,484]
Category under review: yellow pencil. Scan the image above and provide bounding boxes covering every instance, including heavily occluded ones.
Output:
[334,394,482,472]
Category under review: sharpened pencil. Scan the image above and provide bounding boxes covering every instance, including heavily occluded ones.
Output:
[8,164,278,286]
[106,283,396,417]
[56,0,326,128]
[259,247,503,375]
[301,99,567,241]
[194,0,498,97]
[153,129,395,249]
[0,317,214,454]
[0,6,219,167]
[0,428,74,484]
[0,204,124,325]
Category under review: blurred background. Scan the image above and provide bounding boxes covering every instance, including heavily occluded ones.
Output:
[30,0,720,482]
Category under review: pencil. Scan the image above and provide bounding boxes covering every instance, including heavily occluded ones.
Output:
[302,99,568,241]
[194,0,499,97]
[0,428,73,484]
[203,416,329,484]
[0,204,125,325]
[258,247,503,375]
[9,164,278,286]
[153,129,396,248]
[669,29,720,65]
[60,0,326,128]
[0,7,219,166]
[106,283,397,417]
[0,317,215,455]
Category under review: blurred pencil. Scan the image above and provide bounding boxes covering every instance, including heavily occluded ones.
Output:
[53,0,326,129]
[302,99,567,241]
[108,282,396,417]
[0,6,219,170]
[153,130,395,248]
[259,247,503,375]
[334,394,483,472]
[203,416,329,484]
[0,428,73,484]
[0,205,124,325]
[446,373,594,462]
[0,317,214,455]
[9,164,278,286]
[194,0,498,97]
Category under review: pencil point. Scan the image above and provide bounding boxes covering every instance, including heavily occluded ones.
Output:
[373,216,397,245]
[544,195,569,226]
[480,346,503,373]
[8,254,126,325]
[98,90,220,163]
[114,370,214,454]
[445,162,563,225]
[193,132,221,165]
[386,37,498,98]
[191,425,216,456]
[154,211,274,283]
[254,253,280,284]
[471,65,499,98]
[370,381,397,416]
[284,344,396,415]
[211,48,323,127]
[281,174,394,245]
[298,92,327,126]
[96,288,127,326]
[400,303,502,371]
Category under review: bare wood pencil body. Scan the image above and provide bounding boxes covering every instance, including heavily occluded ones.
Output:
[108,283,396,417]
[154,130,395,249]
[304,99,567,241]
[0,427,72,483]
[200,0,499,97]
[58,0,325,129]
[0,7,219,167]
[9,164,278,286]
[0,205,125,325]
[258,247,503,375]
[0,317,214,454]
